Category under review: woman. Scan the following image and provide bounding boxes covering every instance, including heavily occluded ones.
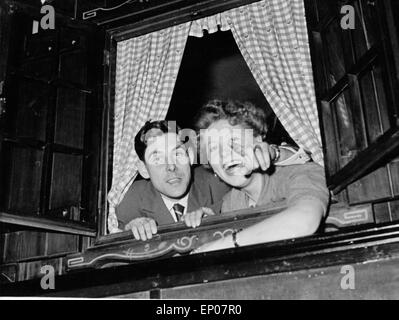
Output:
[193,100,329,252]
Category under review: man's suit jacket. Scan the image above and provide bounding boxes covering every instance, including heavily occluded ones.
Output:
[116,166,230,229]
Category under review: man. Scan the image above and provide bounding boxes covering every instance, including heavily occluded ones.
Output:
[116,120,230,241]
[116,120,301,241]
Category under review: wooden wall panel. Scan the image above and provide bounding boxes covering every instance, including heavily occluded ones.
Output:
[59,51,87,85]
[46,232,79,256]
[16,257,64,282]
[389,161,399,196]
[14,79,49,141]
[373,202,392,224]
[0,263,17,284]
[24,31,57,60]
[347,167,392,203]
[373,199,399,223]
[323,18,347,83]
[2,231,46,263]
[55,88,86,149]
[1,146,44,214]
[0,4,11,95]
[49,153,83,212]
[1,230,81,264]
[161,258,399,299]
[389,200,399,222]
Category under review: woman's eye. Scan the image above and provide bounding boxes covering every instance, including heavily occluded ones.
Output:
[208,145,218,154]
[149,155,162,165]
[232,141,243,151]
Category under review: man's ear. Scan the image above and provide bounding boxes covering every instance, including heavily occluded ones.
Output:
[137,160,150,179]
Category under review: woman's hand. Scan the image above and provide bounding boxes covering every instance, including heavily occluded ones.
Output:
[253,141,275,171]
[183,207,215,228]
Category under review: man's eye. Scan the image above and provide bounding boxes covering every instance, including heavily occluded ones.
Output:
[176,149,186,156]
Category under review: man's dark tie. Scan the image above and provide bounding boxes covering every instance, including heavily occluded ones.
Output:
[172,203,185,221]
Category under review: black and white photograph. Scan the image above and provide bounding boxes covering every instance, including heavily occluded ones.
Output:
[0,0,399,303]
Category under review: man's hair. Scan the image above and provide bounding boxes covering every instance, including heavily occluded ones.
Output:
[135,120,181,161]
[194,100,268,140]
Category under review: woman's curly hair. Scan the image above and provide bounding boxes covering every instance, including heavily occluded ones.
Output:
[194,100,268,140]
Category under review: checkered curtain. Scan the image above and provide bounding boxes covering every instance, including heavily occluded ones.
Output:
[189,13,230,37]
[188,0,323,164]
[225,0,323,164]
[107,23,191,233]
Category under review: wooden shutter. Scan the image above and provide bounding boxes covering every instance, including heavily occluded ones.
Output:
[0,3,102,234]
[305,0,399,221]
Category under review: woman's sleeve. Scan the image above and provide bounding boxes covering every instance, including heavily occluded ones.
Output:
[279,163,330,215]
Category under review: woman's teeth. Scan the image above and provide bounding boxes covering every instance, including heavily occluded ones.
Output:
[224,161,246,175]
[224,162,239,170]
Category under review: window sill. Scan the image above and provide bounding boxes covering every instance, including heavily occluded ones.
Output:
[66,203,374,270]
[0,211,96,237]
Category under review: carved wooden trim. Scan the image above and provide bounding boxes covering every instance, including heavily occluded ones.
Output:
[67,221,247,270]
[67,203,374,270]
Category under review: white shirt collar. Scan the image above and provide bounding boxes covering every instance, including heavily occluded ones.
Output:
[160,194,189,222]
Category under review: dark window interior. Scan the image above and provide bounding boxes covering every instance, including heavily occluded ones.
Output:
[166,30,295,146]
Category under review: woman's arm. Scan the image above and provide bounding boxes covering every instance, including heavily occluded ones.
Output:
[193,198,324,253]
[253,143,310,171]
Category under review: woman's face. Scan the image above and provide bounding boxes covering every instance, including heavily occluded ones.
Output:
[202,119,260,188]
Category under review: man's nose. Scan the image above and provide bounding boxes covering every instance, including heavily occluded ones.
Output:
[166,163,176,172]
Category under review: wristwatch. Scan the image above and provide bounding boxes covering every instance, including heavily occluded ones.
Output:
[232,228,242,248]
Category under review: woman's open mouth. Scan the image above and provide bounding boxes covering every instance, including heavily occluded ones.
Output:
[223,160,246,175]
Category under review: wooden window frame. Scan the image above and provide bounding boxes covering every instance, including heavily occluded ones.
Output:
[0,0,398,296]
[82,0,398,265]
[96,0,271,238]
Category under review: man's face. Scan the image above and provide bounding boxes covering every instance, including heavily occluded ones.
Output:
[143,132,192,200]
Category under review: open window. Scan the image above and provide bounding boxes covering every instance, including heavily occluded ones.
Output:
[64,0,398,271]
[103,0,326,235]
[0,0,397,275]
